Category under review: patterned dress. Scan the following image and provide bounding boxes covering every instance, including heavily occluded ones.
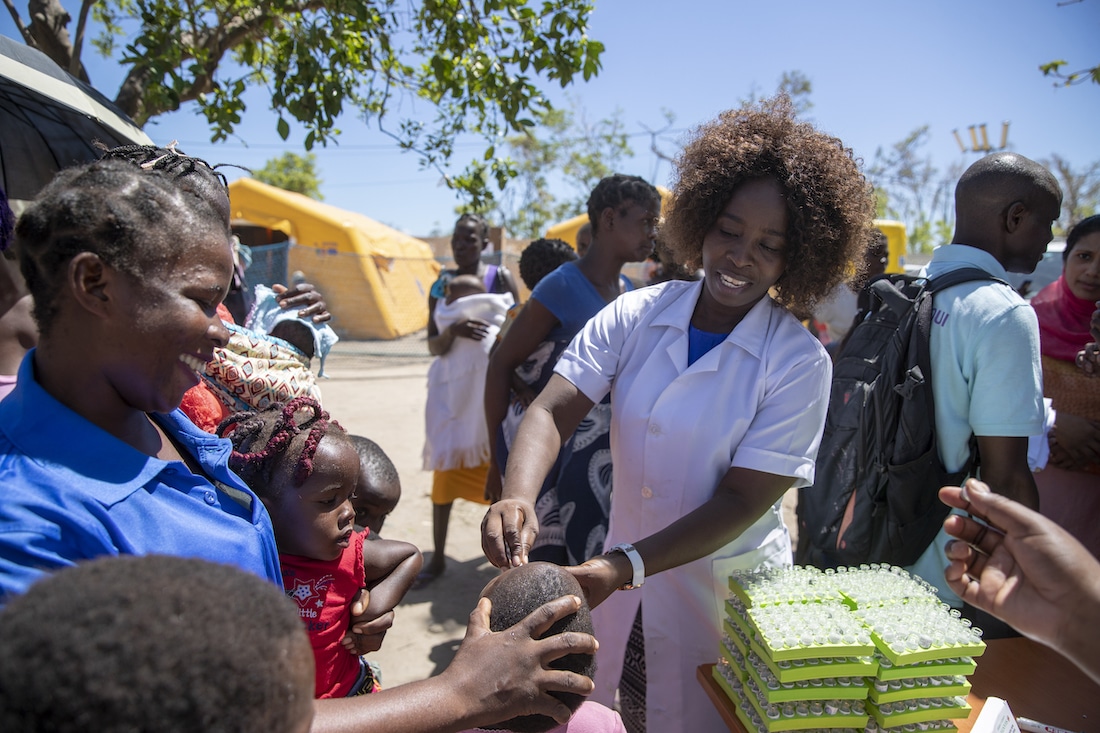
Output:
[497,262,622,565]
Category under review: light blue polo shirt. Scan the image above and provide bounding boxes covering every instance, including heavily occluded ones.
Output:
[907,245,1044,604]
[0,351,282,604]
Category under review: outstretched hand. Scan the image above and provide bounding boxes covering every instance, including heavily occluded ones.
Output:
[481,499,539,568]
[940,479,1100,650]
[273,282,332,323]
[442,595,597,727]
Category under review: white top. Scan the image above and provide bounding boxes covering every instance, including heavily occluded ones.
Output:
[423,292,513,471]
[555,279,832,733]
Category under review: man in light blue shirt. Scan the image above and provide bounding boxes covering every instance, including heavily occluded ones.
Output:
[908,153,1062,611]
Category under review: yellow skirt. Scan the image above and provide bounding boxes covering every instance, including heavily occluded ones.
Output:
[431,464,491,506]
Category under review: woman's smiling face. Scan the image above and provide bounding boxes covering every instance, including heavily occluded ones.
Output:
[104,220,233,415]
[695,177,789,332]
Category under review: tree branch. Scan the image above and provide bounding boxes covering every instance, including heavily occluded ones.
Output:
[115,0,327,120]
[2,0,37,47]
[69,0,92,76]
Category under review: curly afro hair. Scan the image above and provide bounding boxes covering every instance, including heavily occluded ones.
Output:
[0,555,312,733]
[518,238,578,290]
[662,95,875,318]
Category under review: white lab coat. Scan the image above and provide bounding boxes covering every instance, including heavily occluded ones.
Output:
[555,280,831,733]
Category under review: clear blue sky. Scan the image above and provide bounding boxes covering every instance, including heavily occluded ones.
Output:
[4,0,1099,236]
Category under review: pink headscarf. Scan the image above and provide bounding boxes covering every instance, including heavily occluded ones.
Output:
[1031,275,1096,362]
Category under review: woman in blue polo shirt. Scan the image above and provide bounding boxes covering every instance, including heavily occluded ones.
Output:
[0,159,281,598]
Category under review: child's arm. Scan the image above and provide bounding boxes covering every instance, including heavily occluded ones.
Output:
[342,538,422,654]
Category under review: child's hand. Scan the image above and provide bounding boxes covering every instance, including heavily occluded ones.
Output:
[341,611,395,655]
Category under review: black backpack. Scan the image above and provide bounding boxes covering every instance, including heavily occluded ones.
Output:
[795,268,1000,569]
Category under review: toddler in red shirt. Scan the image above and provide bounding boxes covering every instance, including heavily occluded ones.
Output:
[221,396,421,697]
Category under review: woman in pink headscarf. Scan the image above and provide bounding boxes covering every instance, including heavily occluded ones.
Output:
[1031,214,1100,557]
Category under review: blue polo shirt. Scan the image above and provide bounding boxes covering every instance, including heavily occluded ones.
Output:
[0,352,281,604]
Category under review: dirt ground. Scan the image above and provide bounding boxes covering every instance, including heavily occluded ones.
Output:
[319,347,799,689]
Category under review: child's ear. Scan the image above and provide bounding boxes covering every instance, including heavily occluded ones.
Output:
[68,252,115,317]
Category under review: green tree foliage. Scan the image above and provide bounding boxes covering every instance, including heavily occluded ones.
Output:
[474,102,633,239]
[4,0,603,204]
[1040,59,1100,88]
[1039,0,1097,89]
[253,152,324,199]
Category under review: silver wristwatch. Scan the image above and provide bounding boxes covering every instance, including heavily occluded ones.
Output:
[608,542,645,590]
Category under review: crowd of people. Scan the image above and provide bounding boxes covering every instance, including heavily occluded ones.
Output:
[0,94,1098,733]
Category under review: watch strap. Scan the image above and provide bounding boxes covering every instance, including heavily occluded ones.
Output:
[608,542,644,590]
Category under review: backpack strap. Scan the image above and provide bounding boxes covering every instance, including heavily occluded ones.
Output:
[918,266,1006,480]
[484,264,500,293]
[927,266,1008,292]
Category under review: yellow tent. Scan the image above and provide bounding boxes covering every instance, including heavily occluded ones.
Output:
[227,178,440,340]
[873,219,907,274]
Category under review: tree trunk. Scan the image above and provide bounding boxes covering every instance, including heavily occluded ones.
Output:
[26,0,88,82]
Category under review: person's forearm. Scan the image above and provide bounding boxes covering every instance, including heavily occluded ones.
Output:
[977,437,1040,510]
[427,326,455,356]
[984,466,1040,511]
[501,404,566,504]
[311,675,476,733]
[362,552,422,617]
[633,481,789,578]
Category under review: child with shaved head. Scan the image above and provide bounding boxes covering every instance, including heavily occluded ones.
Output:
[463,562,625,733]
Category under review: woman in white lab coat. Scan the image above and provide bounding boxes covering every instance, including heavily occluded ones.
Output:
[482,96,876,733]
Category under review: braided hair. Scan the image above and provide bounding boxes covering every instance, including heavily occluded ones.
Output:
[13,159,227,337]
[98,142,235,225]
[220,396,348,497]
